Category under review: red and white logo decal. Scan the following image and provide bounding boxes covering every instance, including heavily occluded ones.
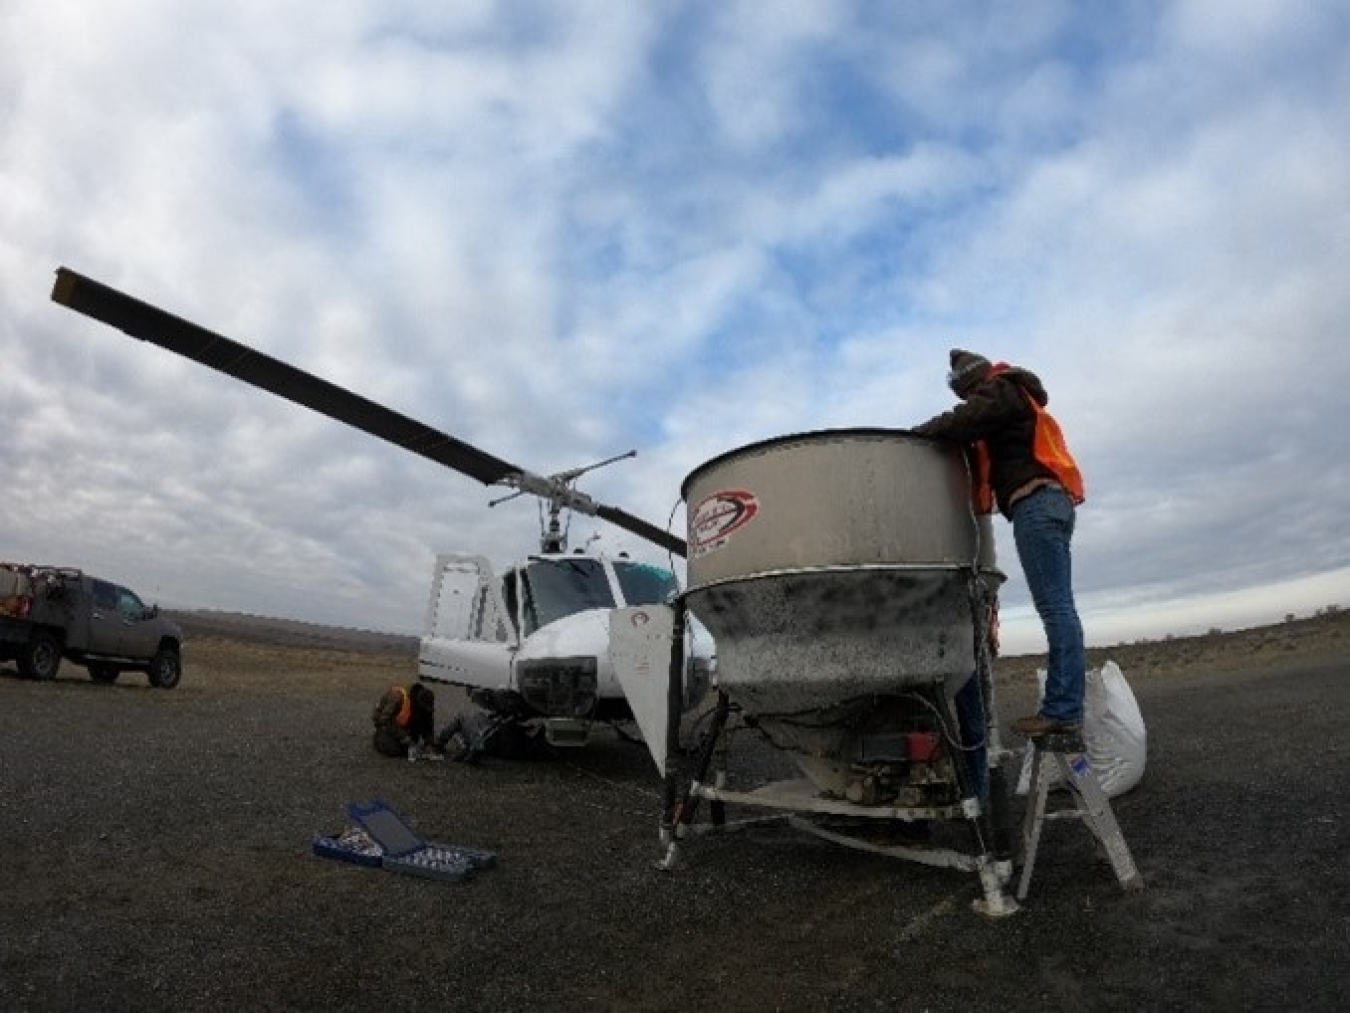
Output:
[690,489,760,555]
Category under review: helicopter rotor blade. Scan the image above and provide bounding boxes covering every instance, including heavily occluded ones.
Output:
[50,267,689,558]
[595,503,687,557]
[51,268,516,486]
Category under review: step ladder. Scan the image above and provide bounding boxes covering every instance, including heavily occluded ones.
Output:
[1017,731,1144,901]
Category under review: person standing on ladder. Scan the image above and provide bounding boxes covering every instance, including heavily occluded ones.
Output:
[914,349,1088,737]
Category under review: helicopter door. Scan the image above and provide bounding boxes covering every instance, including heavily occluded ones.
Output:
[419,555,514,690]
[423,554,512,643]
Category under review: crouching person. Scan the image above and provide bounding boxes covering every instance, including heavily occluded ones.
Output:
[435,708,556,763]
[371,682,438,759]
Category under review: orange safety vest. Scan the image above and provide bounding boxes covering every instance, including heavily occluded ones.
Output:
[393,685,413,728]
[970,389,1085,514]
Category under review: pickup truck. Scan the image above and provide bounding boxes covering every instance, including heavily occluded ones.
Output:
[0,563,183,688]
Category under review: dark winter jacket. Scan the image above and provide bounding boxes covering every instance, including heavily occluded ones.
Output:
[913,365,1072,518]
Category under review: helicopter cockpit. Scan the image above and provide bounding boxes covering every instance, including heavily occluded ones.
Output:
[415,550,703,735]
[506,556,680,637]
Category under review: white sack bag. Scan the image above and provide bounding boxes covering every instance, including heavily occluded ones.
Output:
[1016,660,1147,798]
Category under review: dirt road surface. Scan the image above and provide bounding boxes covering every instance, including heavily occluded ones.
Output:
[2,613,1347,1011]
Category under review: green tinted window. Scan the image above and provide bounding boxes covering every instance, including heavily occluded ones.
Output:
[613,561,679,606]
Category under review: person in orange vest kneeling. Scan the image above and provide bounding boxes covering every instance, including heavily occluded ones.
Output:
[914,349,1088,738]
[371,682,440,759]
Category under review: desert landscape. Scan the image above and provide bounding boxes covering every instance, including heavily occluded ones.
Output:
[1,607,1347,1011]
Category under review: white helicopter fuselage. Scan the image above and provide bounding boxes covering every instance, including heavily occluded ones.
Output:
[417,551,711,745]
[419,604,620,698]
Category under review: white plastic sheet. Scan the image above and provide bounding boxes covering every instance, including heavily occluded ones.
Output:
[1016,660,1147,797]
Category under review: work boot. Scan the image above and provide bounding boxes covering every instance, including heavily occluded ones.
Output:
[1012,714,1082,738]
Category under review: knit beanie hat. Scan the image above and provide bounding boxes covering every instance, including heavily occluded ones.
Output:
[947,348,991,395]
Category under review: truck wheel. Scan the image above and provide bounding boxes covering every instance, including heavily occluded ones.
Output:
[148,648,181,689]
[19,633,62,681]
[88,663,121,684]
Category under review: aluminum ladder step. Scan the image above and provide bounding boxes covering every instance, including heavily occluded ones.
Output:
[1016,732,1144,901]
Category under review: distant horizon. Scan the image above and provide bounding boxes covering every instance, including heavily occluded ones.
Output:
[161,580,1346,658]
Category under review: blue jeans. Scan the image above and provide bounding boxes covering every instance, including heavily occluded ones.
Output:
[1011,486,1085,723]
[953,673,987,802]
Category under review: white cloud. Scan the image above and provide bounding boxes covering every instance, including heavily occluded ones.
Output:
[2,0,1348,645]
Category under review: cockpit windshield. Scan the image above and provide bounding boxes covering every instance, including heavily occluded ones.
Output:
[520,558,616,634]
[613,560,680,606]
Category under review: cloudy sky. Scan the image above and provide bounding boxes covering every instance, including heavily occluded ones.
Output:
[3,1,1348,655]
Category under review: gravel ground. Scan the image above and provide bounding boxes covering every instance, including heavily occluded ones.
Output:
[2,613,1348,1012]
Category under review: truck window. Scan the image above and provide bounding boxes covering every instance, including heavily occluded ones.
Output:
[92,580,117,610]
[116,586,146,619]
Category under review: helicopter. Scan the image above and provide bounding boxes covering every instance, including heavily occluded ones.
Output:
[50,269,1119,917]
[49,267,713,749]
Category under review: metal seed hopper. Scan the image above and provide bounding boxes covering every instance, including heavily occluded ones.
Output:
[611,428,1020,916]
